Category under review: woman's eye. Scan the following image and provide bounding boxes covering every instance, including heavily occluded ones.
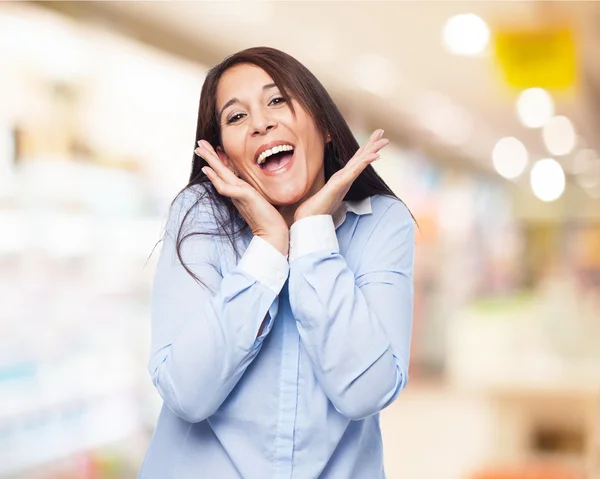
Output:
[225,98,284,124]
[226,113,245,124]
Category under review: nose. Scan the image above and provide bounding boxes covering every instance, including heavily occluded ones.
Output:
[251,108,276,136]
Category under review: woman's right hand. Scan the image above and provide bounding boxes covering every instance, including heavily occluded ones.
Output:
[195,140,290,256]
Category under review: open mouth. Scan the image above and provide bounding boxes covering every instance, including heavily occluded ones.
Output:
[257,146,295,172]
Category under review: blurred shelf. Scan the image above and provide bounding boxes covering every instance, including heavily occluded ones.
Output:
[0,390,142,477]
[0,355,141,425]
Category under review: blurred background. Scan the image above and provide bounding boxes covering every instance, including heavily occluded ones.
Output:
[1,1,599,478]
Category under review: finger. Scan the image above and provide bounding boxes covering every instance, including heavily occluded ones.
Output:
[368,138,389,155]
[195,141,229,176]
[352,129,386,158]
[348,152,380,178]
[195,141,238,183]
[329,153,379,193]
[361,129,385,152]
[347,138,388,169]
[370,128,385,144]
[195,146,239,187]
[362,152,381,165]
[353,130,377,156]
[202,166,243,199]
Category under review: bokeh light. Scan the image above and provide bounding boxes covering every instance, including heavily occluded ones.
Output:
[492,137,528,179]
[442,14,490,56]
[516,88,555,128]
[530,158,566,202]
[543,116,577,156]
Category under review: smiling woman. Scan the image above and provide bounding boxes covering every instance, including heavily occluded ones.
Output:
[140,46,416,479]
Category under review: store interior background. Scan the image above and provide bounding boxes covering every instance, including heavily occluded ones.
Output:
[1,1,600,478]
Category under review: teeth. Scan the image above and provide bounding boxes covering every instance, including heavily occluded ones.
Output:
[257,144,294,165]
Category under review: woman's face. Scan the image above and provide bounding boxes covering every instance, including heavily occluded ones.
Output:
[215,63,327,206]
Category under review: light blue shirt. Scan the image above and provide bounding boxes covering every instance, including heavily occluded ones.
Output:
[139,185,415,479]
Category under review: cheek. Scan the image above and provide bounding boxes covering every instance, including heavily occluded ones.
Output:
[305,132,326,172]
[295,117,324,165]
[221,133,247,170]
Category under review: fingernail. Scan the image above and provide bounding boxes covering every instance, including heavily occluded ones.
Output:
[194,148,201,156]
[379,129,385,139]
[197,140,202,147]
[201,167,208,175]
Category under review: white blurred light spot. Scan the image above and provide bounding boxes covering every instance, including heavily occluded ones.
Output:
[530,158,565,202]
[543,116,576,156]
[572,149,598,174]
[492,137,528,179]
[516,88,554,128]
[442,14,490,56]
[577,175,600,190]
[573,150,600,189]
[354,53,396,96]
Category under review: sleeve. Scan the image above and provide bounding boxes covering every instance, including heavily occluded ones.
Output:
[148,190,289,423]
[288,201,414,420]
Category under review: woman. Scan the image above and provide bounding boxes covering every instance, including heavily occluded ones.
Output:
[139,46,415,479]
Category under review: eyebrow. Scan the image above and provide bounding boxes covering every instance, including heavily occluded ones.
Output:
[218,83,278,122]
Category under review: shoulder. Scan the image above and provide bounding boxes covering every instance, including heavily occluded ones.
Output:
[348,195,415,270]
[361,195,415,252]
[345,195,414,255]
[369,194,414,229]
[363,196,415,266]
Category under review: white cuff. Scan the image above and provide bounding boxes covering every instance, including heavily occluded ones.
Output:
[238,236,289,294]
[289,215,339,262]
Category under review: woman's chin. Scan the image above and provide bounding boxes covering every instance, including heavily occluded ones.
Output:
[265,186,307,207]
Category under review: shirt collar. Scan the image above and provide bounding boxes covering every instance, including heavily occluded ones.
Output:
[333,196,372,229]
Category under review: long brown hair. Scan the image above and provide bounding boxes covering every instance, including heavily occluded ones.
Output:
[170,46,408,284]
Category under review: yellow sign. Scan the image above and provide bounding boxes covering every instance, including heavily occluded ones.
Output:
[494,27,577,90]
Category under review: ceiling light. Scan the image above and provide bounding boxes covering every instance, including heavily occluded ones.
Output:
[571,149,598,175]
[492,137,528,179]
[516,88,554,128]
[530,158,565,202]
[574,151,600,189]
[442,14,490,56]
[543,116,576,156]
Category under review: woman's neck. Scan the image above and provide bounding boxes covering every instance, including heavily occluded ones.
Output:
[277,168,325,229]
[277,200,303,229]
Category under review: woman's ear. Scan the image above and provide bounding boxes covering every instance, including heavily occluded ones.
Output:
[216,146,239,177]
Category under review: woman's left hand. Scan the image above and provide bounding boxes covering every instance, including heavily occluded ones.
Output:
[294,129,389,223]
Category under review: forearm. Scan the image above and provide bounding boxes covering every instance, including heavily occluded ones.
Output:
[150,235,289,423]
[289,255,408,420]
[151,273,279,422]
